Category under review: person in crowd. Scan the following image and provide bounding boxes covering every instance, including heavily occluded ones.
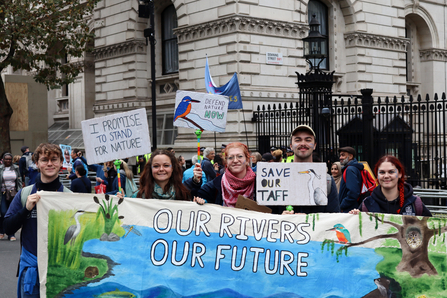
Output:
[331,161,342,193]
[0,153,22,241]
[133,150,203,202]
[269,146,276,155]
[4,143,72,297]
[13,155,21,166]
[199,147,205,161]
[66,149,88,180]
[104,161,117,193]
[272,149,283,162]
[338,146,364,212]
[106,160,135,196]
[183,155,207,186]
[201,147,218,182]
[178,155,186,172]
[195,142,256,207]
[70,165,92,194]
[220,144,227,158]
[250,152,262,173]
[88,163,108,188]
[262,152,274,162]
[350,155,432,216]
[284,148,294,162]
[213,154,225,175]
[279,125,340,214]
[137,155,149,174]
[19,146,32,186]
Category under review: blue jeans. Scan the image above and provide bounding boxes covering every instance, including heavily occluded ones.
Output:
[20,268,40,298]
[0,192,15,238]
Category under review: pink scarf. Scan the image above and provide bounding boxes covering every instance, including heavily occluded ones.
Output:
[221,167,256,207]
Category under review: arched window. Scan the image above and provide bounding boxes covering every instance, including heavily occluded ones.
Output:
[162,5,178,74]
[308,0,328,70]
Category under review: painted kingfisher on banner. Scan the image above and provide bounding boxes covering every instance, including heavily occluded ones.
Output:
[174,96,200,121]
[327,224,351,244]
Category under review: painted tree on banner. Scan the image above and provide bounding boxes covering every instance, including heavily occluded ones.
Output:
[341,214,447,278]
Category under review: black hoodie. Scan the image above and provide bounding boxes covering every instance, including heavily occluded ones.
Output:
[362,183,432,216]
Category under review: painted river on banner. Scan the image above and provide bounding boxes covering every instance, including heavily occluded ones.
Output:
[60,226,383,298]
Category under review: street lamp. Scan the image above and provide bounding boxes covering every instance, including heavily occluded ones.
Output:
[296,14,333,163]
[303,14,327,72]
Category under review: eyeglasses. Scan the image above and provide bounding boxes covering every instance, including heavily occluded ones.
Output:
[38,157,61,165]
[227,154,245,162]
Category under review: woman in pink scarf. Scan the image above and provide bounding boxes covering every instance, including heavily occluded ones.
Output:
[195,142,256,207]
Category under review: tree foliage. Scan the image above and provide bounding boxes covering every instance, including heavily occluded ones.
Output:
[0,0,98,85]
[0,0,98,153]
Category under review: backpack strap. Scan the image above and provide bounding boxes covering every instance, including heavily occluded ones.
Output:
[414,196,423,216]
[361,202,369,212]
[342,165,349,183]
[21,185,34,208]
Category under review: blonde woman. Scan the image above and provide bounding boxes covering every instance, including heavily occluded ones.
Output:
[106,160,136,196]
[272,149,283,162]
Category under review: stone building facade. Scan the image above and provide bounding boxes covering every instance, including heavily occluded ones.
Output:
[5,0,447,156]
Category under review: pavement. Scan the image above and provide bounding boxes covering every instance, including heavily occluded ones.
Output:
[0,230,21,298]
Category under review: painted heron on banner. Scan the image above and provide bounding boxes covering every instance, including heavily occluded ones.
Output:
[64,210,85,245]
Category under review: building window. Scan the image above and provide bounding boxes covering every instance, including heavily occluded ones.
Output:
[162,5,178,74]
[308,0,329,70]
[148,113,178,146]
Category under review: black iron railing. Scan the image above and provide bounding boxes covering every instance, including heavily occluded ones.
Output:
[253,91,447,190]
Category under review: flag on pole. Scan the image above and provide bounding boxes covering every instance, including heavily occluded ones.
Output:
[205,56,243,109]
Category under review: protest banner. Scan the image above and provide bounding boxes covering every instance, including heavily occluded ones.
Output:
[256,162,328,206]
[173,90,229,132]
[59,144,72,169]
[81,109,150,164]
[37,192,447,297]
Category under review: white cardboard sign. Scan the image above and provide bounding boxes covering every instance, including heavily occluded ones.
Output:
[81,108,150,164]
[256,162,328,206]
[173,90,229,132]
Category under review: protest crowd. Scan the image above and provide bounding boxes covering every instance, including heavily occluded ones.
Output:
[0,123,433,297]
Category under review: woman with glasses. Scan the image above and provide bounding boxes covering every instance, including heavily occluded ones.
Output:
[195,142,256,207]
[0,153,22,241]
[131,149,204,202]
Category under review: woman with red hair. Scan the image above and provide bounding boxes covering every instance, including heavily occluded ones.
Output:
[195,142,256,207]
[350,155,431,216]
